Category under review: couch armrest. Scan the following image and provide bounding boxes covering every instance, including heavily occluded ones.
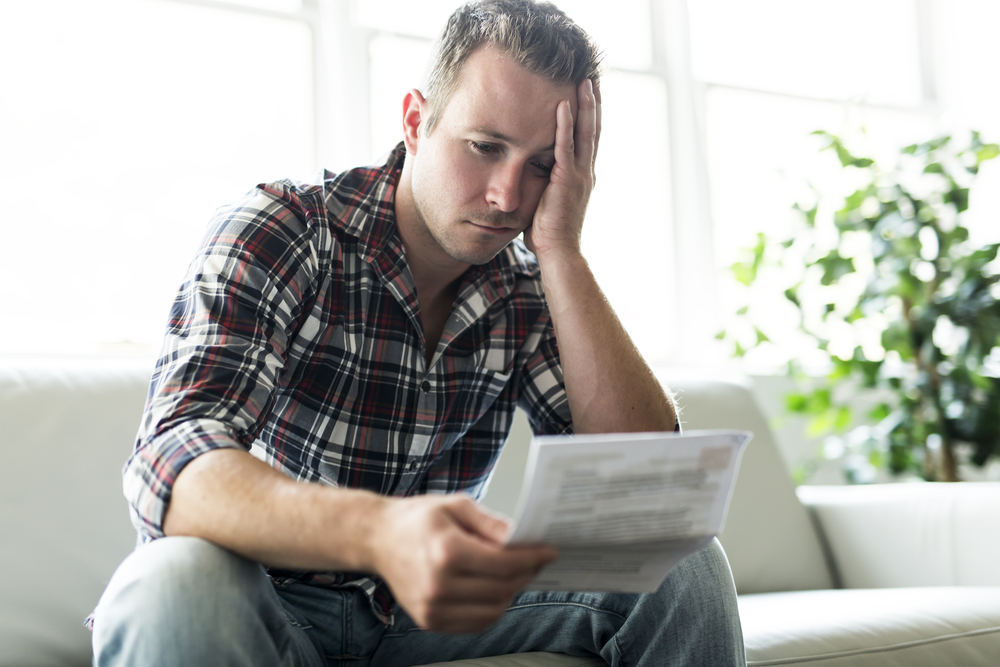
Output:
[796,483,1000,589]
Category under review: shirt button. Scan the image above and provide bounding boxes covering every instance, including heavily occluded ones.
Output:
[421,380,431,392]
[408,460,418,471]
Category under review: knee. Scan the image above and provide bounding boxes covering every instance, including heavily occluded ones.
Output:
[100,536,261,607]
[645,538,741,630]
[671,538,738,604]
[92,537,268,661]
[646,539,744,663]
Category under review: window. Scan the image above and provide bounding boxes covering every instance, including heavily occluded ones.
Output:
[1,0,315,356]
[2,0,997,366]
[691,0,1000,369]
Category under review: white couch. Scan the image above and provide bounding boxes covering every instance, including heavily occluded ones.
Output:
[2,358,999,667]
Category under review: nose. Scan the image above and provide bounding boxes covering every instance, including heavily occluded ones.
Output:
[486,163,523,213]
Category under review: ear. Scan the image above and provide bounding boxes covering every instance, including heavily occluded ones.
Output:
[402,89,426,155]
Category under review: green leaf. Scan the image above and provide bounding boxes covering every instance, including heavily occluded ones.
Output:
[870,403,892,421]
[755,327,770,345]
[969,370,992,392]
[947,187,970,212]
[736,306,749,316]
[882,323,914,359]
[730,261,756,286]
[976,143,1000,162]
[844,187,870,211]
[868,449,885,470]
[833,141,873,169]
[806,412,833,438]
[714,330,726,340]
[830,357,853,380]
[928,135,952,151]
[809,389,833,413]
[817,251,855,285]
[835,143,853,167]
[948,226,970,244]
[924,162,945,174]
[786,393,808,413]
[859,360,882,387]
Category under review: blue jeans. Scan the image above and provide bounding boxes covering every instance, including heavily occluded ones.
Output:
[91,536,744,667]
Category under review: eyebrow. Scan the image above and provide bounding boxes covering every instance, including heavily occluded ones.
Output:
[471,127,555,153]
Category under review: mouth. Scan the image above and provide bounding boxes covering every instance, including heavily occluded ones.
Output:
[467,221,518,235]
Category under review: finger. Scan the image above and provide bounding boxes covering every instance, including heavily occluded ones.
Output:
[441,498,556,575]
[448,531,557,579]
[575,78,598,171]
[445,495,510,546]
[554,98,575,169]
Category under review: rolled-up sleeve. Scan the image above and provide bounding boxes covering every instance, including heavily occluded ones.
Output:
[517,316,573,436]
[123,183,320,540]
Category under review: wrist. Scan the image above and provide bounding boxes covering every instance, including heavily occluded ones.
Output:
[534,244,586,272]
[312,486,391,574]
[356,493,395,575]
[536,246,591,297]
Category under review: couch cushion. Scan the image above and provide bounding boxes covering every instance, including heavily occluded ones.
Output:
[0,358,151,667]
[797,483,1000,588]
[739,587,1000,666]
[658,374,834,594]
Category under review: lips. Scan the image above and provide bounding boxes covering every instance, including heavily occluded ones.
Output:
[468,221,517,233]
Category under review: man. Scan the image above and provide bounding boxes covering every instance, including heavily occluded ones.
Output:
[91,1,744,665]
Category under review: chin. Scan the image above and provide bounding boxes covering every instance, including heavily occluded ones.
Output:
[447,242,512,266]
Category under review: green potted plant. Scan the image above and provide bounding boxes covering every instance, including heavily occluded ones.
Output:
[720,131,1000,482]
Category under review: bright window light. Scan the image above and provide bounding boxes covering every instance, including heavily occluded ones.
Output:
[584,71,674,363]
[0,0,315,356]
[369,34,432,156]
[688,0,923,107]
[3,0,998,368]
[356,0,652,70]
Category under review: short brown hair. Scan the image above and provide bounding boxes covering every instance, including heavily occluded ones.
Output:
[421,0,603,134]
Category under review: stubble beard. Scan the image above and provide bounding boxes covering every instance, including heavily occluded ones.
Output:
[409,181,528,267]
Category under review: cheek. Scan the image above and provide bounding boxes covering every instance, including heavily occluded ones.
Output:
[448,153,489,201]
[521,178,549,210]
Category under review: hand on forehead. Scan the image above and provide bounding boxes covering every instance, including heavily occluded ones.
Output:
[441,46,582,147]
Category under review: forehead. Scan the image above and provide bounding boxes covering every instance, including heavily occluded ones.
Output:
[437,46,578,148]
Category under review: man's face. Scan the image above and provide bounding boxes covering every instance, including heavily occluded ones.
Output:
[404,46,578,267]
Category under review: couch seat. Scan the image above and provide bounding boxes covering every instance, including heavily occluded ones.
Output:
[739,587,1000,666]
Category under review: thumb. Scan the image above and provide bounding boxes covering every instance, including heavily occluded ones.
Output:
[445,495,511,546]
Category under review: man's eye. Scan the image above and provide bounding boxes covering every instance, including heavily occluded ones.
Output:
[471,141,496,155]
[532,162,553,175]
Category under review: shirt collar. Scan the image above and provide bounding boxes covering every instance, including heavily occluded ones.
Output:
[321,143,407,263]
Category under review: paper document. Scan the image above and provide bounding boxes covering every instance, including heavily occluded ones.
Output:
[504,430,752,593]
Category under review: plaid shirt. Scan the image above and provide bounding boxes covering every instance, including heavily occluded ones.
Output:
[122,143,572,623]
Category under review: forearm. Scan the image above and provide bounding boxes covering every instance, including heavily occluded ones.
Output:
[538,249,676,433]
[163,448,387,572]
[163,448,556,634]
